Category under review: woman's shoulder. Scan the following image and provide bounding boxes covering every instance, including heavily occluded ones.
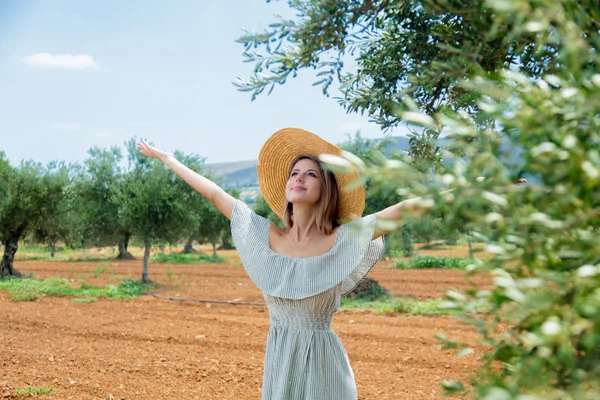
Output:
[230,199,270,234]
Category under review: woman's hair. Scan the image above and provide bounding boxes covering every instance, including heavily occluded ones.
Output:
[283,154,339,234]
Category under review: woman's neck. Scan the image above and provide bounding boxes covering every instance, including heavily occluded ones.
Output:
[289,205,321,241]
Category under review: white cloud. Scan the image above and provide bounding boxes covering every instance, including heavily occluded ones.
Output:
[24,53,98,69]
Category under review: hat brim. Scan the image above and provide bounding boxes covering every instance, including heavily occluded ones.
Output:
[257,127,365,222]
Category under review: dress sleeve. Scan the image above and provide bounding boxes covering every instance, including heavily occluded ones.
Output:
[337,214,385,296]
[229,199,270,269]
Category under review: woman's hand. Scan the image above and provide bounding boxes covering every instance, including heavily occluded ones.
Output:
[137,140,174,163]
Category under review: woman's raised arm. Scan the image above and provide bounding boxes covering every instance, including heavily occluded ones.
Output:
[373,196,431,240]
[372,177,527,240]
[137,140,237,220]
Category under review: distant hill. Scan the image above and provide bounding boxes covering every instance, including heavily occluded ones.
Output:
[205,160,257,176]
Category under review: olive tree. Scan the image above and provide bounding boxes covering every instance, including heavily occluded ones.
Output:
[0,159,70,276]
[28,161,82,257]
[76,146,135,259]
[116,139,194,282]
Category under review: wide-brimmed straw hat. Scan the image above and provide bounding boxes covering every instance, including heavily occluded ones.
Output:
[257,127,365,222]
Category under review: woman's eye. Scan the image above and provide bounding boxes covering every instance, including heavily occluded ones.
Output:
[308,172,317,177]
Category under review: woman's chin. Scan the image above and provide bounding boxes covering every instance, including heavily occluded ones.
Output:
[286,197,318,207]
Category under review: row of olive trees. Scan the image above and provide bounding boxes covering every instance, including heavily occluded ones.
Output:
[0,138,232,282]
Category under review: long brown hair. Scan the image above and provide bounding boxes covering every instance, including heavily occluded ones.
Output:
[283,154,339,234]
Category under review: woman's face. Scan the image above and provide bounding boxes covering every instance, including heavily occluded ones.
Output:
[285,158,322,206]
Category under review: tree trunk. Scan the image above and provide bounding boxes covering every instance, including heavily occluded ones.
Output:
[142,239,151,283]
[181,236,198,254]
[210,235,217,257]
[50,242,56,258]
[219,232,232,250]
[467,231,474,258]
[401,226,414,258]
[1,226,26,277]
[117,233,135,260]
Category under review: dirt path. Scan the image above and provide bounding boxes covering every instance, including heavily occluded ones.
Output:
[1,257,484,399]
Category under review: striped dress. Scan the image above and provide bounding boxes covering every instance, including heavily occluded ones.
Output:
[231,200,384,400]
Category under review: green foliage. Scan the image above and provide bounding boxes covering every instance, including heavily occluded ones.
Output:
[0,160,44,240]
[400,226,414,258]
[344,276,389,301]
[0,159,75,275]
[194,196,231,256]
[171,150,228,254]
[116,138,199,281]
[28,161,83,254]
[234,0,578,168]
[236,0,563,125]
[410,215,443,246]
[150,252,225,264]
[19,244,70,254]
[341,296,452,315]
[15,386,54,396]
[394,256,469,270]
[0,276,155,302]
[72,297,97,303]
[341,2,600,398]
[75,146,129,250]
[253,193,284,228]
[338,133,405,215]
[118,139,193,246]
[164,264,186,285]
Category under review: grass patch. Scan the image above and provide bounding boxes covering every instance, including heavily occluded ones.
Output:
[341,296,453,314]
[18,244,50,254]
[108,274,130,282]
[93,263,108,277]
[72,297,97,303]
[165,264,186,285]
[419,242,451,250]
[15,386,54,396]
[151,253,224,264]
[394,255,470,270]
[219,252,239,259]
[0,276,155,302]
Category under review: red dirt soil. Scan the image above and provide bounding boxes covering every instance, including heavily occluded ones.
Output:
[1,249,486,399]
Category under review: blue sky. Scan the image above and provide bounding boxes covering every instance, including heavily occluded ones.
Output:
[0,0,407,167]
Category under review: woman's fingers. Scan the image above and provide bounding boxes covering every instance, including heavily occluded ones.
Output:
[137,141,156,158]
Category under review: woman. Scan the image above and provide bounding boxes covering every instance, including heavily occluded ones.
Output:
[137,127,422,400]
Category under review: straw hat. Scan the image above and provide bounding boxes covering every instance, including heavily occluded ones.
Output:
[257,127,365,222]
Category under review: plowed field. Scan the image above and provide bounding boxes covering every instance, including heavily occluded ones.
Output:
[1,245,487,399]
